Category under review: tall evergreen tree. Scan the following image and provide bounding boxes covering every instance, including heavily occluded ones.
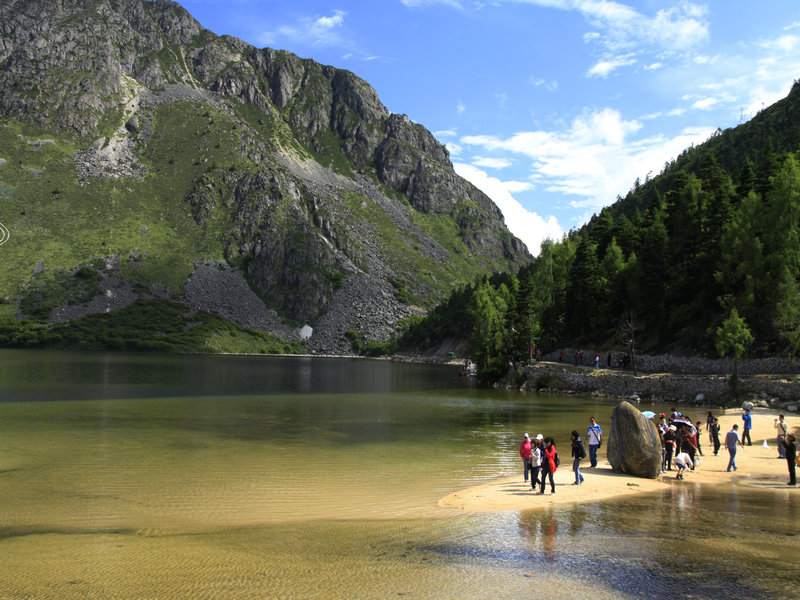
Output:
[566,237,602,339]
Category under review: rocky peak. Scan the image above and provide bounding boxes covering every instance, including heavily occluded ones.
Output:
[0,0,530,354]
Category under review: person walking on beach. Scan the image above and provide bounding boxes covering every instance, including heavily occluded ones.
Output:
[742,408,753,446]
[709,418,721,456]
[530,434,544,490]
[726,424,743,472]
[775,415,789,459]
[520,433,533,483]
[571,430,586,485]
[587,417,603,468]
[538,437,557,495]
[780,434,797,486]
[694,421,704,456]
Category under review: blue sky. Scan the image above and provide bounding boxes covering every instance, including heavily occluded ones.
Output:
[178,0,800,254]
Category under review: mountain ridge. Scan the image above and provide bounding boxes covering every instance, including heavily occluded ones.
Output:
[0,0,529,354]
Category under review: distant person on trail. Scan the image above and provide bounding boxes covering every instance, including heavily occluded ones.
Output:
[742,408,753,446]
[587,417,603,468]
[520,433,533,484]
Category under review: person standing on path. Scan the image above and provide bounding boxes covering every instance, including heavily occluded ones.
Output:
[726,424,744,472]
[706,411,715,445]
[519,433,533,483]
[571,430,586,485]
[780,434,797,486]
[775,415,789,459]
[742,409,753,446]
[587,417,603,468]
[709,418,721,456]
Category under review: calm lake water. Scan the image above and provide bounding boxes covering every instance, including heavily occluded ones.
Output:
[0,349,797,599]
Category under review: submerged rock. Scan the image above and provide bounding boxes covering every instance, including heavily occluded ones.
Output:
[607,401,661,479]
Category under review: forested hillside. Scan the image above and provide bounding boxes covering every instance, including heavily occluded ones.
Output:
[398,82,800,377]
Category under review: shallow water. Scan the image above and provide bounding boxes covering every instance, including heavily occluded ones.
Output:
[0,350,797,598]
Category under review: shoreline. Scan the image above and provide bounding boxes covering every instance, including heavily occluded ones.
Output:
[439,407,799,512]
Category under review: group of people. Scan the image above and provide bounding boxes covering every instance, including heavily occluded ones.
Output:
[657,407,797,485]
[518,417,603,495]
[520,408,797,488]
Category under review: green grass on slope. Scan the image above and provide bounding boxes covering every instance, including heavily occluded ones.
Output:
[0,101,250,303]
[0,298,305,354]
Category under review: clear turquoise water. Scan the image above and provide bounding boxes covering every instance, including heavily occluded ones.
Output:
[0,350,796,599]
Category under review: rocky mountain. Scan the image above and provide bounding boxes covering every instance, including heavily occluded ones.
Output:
[0,0,529,354]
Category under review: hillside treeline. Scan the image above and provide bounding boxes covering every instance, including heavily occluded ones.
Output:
[398,83,800,378]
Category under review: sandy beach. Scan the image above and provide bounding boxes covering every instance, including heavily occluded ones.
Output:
[439,407,800,512]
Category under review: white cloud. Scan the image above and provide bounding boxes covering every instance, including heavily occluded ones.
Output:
[531,77,559,91]
[574,0,709,52]
[460,107,714,222]
[692,96,719,110]
[456,99,466,115]
[761,34,800,53]
[259,10,348,48]
[587,55,636,78]
[401,0,464,7]
[454,163,563,255]
[471,156,513,169]
[645,62,663,70]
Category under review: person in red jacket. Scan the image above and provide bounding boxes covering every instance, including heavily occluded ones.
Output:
[537,437,558,495]
[519,433,533,483]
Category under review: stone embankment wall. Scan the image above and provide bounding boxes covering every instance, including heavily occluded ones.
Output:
[507,362,800,410]
[543,349,800,376]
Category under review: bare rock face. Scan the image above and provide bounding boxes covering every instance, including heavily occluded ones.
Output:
[0,0,531,353]
[607,401,661,479]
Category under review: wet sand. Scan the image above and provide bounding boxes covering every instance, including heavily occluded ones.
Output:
[440,408,800,511]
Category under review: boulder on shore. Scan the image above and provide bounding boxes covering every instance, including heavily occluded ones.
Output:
[607,401,661,479]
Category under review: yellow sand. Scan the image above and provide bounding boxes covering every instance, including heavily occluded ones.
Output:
[440,408,799,511]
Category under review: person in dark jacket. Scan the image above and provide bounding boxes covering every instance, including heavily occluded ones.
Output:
[571,430,586,485]
[709,418,721,455]
[780,434,797,486]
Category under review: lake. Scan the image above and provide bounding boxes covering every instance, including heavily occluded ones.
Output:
[0,350,797,599]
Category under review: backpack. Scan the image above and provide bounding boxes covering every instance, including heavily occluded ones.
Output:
[578,440,587,459]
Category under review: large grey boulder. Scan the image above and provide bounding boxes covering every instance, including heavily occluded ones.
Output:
[607,401,661,479]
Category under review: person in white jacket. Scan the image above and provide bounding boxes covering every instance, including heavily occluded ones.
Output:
[529,434,544,490]
[673,451,693,480]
